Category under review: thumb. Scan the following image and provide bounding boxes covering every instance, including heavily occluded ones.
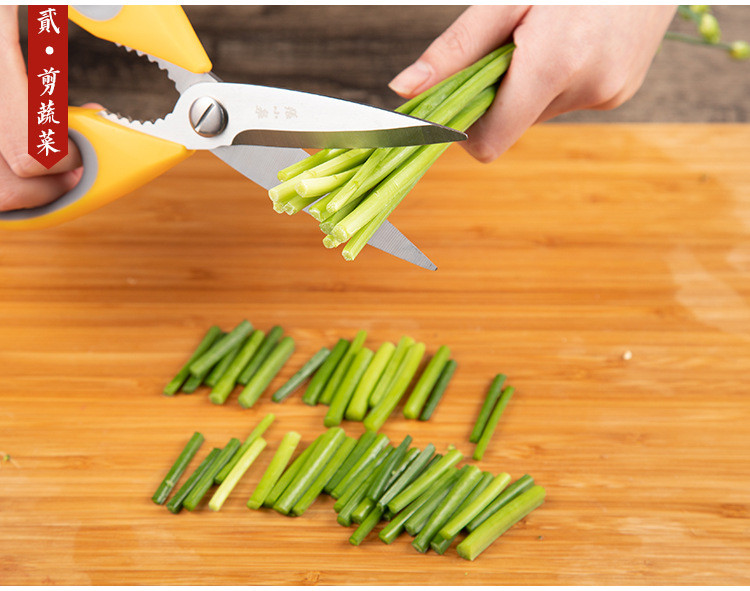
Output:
[389,5,529,98]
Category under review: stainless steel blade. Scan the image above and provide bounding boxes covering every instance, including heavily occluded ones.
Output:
[107,81,465,150]
[211,145,437,271]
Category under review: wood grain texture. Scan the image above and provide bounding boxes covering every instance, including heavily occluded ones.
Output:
[2,124,750,585]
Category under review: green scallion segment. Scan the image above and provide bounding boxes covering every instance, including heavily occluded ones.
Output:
[183,438,241,511]
[247,431,302,510]
[404,468,461,536]
[330,432,390,499]
[152,431,205,505]
[363,342,426,432]
[376,447,420,505]
[263,436,320,508]
[351,497,376,524]
[456,485,546,561]
[271,347,330,403]
[473,386,515,461]
[292,436,357,516]
[204,339,244,388]
[368,336,414,407]
[277,148,345,182]
[378,484,434,544]
[324,347,374,427]
[302,148,371,179]
[377,443,435,509]
[238,336,296,408]
[318,330,367,405]
[334,446,391,525]
[419,359,457,421]
[215,413,275,484]
[457,471,496,513]
[430,470,496,554]
[467,474,535,532]
[189,320,253,378]
[403,345,451,419]
[367,435,412,502]
[180,372,207,394]
[295,167,360,199]
[319,194,366,235]
[412,465,482,552]
[324,430,377,495]
[209,437,267,511]
[163,326,222,395]
[238,325,283,386]
[209,330,265,405]
[181,333,226,393]
[387,448,462,514]
[349,505,384,546]
[166,448,221,514]
[469,374,507,443]
[273,427,346,515]
[437,471,511,541]
[302,338,349,406]
[344,341,395,421]
[283,193,320,215]
[336,470,379,526]
[307,187,344,222]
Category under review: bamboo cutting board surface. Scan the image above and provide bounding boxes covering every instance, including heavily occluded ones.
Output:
[2,124,749,585]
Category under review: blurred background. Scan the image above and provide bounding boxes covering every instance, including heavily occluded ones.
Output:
[19,5,750,125]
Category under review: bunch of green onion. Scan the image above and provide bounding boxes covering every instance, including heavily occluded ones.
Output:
[268,44,515,261]
[153,422,545,561]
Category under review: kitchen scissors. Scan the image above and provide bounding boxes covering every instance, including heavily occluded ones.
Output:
[0,5,466,270]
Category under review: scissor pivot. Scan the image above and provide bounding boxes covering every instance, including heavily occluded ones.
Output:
[189,96,227,137]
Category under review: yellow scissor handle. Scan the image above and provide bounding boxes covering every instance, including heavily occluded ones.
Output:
[69,5,212,73]
[0,107,193,231]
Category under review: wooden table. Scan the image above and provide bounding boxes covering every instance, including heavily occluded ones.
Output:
[2,124,749,585]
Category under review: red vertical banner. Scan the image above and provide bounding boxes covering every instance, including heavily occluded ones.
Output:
[27,5,68,169]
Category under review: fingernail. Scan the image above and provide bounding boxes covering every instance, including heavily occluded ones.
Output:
[389,61,432,95]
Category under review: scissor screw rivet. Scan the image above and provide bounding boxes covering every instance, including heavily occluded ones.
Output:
[189,96,227,137]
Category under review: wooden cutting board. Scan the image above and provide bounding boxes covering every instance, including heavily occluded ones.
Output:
[2,124,749,585]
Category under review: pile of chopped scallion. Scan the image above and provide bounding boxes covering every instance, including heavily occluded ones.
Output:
[152,416,545,561]
[163,321,460,430]
[164,320,516,455]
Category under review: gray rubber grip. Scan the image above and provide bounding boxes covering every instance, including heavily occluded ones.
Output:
[0,130,99,222]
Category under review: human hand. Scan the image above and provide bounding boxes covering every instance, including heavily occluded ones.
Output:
[389,5,677,163]
[0,5,84,212]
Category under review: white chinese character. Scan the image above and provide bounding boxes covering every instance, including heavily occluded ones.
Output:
[37,129,60,156]
[37,100,59,125]
[284,106,297,120]
[38,8,60,34]
[38,67,60,96]
[256,105,269,119]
